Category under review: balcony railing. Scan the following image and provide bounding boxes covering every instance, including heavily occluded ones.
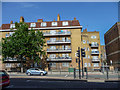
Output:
[91,51,99,54]
[43,31,71,36]
[47,48,71,53]
[47,40,71,44]
[92,59,100,62]
[90,44,99,47]
[47,57,72,61]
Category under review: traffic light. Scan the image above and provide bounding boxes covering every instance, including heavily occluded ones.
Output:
[81,48,85,57]
[76,50,80,58]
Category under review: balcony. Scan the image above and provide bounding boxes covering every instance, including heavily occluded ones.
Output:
[43,31,71,36]
[47,48,71,53]
[91,51,99,55]
[47,57,72,62]
[90,44,99,47]
[47,40,71,45]
[92,59,100,62]
[3,57,26,63]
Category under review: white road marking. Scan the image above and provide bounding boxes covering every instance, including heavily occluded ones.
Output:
[6,85,14,88]
[26,80,31,82]
[65,75,68,77]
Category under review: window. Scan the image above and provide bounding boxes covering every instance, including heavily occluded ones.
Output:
[10,24,15,28]
[41,22,47,27]
[5,63,11,67]
[9,32,15,36]
[62,21,68,26]
[84,63,87,67]
[52,22,57,26]
[50,38,56,42]
[83,40,86,44]
[30,23,36,27]
[84,47,86,51]
[51,63,56,67]
[93,63,99,67]
[50,54,56,59]
[91,35,96,39]
[50,46,56,50]
[88,55,90,58]
[88,63,91,67]
[62,63,69,67]
[87,40,89,44]
[87,48,89,51]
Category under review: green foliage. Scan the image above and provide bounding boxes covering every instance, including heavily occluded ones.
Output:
[2,22,46,68]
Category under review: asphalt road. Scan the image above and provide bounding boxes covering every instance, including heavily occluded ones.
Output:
[3,78,119,89]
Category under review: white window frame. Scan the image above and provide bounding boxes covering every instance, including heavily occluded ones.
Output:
[62,21,68,26]
[30,23,36,27]
[88,55,90,58]
[62,63,69,67]
[52,22,57,26]
[41,22,47,27]
[93,63,99,67]
[83,40,86,44]
[5,63,11,67]
[84,63,87,67]
[91,35,97,39]
[10,24,15,28]
[51,63,56,67]
[88,63,91,67]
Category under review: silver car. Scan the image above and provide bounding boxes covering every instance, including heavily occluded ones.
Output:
[26,68,47,76]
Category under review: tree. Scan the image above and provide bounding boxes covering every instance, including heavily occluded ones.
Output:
[2,22,46,72]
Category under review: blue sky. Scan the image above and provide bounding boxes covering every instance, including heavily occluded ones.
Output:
[2,2,118,45]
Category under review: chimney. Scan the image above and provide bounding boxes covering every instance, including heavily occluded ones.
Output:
[10,21,13,24]
[20,16,24,22]
[53,19,55,21]
[74,17,76,20]
[83,28,87,32]
[37,19,43,22]
[57,14,60,21]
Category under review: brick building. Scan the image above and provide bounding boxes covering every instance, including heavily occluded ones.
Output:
[1,14,103,71]
[81,29,102,71]
[104,22,120,70]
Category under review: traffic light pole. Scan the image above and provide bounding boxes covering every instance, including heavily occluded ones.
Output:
[81,56,84,78]
[78,47,81,79]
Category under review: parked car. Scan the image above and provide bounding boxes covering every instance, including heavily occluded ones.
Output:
[26,68,47,76]
[0,70,10,88]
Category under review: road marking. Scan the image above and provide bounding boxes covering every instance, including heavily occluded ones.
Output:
[65,75,68,77]
[6,85,14,88]
[26,80,31,82]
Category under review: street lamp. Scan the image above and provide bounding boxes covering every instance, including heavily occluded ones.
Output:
[110,60,112,66]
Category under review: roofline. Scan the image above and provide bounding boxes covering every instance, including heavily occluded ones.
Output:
[104,22,119,35]
[0,26,82,32]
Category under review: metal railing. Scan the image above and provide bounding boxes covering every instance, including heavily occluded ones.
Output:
[47,40,71,44]
[43,31,71,36]
[91,51,99,54]
[92,59,100,62]
[47,57,72,61]
[91,44,99,47]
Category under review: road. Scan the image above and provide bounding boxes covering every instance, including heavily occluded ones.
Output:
[4,78,119,89]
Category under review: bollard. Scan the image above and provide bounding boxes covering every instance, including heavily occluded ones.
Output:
[85,67,88,79]
[106,68,109,79]
[74,68,76,79]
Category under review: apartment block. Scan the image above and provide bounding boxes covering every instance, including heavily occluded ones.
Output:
[0,15,82,71]
[104,22,120,70]
[81,29,101,71]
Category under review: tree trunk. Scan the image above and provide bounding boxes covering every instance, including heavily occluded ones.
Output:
[20,56,24,73]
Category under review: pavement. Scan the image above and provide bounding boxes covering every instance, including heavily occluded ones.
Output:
[7,71,120,82]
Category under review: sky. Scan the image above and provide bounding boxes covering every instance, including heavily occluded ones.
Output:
[2,2,118,45]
